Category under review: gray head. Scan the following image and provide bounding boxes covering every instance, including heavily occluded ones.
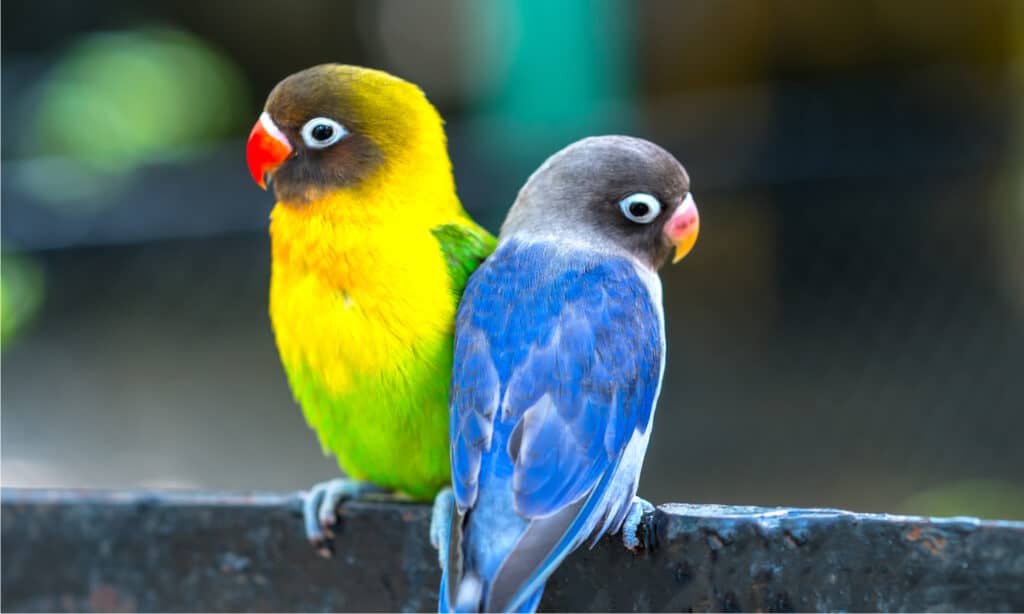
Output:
[500,136,700,269]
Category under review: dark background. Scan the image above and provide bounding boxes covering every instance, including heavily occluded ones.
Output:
[3,0,1023,520]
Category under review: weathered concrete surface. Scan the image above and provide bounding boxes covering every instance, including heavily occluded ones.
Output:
[2,489,1023,612]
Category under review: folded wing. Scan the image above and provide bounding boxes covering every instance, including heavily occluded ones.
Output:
[447,241,663,612]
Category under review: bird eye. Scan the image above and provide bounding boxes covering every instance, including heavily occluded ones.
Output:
[300,117,347,149]
[618,193,662,224]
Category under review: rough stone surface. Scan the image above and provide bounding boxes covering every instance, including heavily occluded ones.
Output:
[3,489,1023,612]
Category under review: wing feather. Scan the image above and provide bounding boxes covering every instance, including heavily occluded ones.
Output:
[447,240,664,611]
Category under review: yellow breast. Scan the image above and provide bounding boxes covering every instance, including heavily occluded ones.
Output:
[268,172,460,396]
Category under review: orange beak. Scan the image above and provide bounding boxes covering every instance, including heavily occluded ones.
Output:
[246,112,292,189]
[664,193,700,263]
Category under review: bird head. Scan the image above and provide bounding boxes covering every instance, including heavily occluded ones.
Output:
[246,64,444,205]
[499,136,699,268]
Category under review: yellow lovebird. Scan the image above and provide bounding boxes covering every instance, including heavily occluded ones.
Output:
[246,64,495,553]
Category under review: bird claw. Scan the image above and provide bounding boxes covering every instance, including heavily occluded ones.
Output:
[622,496,657,552]
[302,478,383,557]
[430,487,455,569]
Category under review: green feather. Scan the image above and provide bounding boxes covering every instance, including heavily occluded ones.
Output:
[432,222,497,299]
[279,221,496,501]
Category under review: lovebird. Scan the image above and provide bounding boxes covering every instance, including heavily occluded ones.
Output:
[245,64,495,551]
[435,136,699,613]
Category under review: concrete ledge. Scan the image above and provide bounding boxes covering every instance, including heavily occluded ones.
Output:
[2,489,1023,612]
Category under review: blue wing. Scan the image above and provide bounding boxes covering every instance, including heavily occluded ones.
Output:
[446,240,663,612]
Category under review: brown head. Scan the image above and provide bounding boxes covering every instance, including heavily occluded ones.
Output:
[246,64,446,205]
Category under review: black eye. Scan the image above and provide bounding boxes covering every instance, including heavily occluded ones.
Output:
[300,117,347,149]
[311,124,333,141]
[618,193,661,224]
[629,201,650,218]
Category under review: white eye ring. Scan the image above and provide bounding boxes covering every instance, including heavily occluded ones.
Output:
[619,193,662,224]
[300,117,347,149]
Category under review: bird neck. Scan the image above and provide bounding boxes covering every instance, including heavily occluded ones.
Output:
[268,137,462,280]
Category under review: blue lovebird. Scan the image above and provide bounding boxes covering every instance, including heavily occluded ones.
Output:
[432,136,700,613]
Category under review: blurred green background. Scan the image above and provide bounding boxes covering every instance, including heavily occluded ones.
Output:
[2,0,1023,520]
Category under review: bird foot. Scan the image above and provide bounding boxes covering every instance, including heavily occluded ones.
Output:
[302,478,385,557]
[621,496,657,552]
[430,487,454,569]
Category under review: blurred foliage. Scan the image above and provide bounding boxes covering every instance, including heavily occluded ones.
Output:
[34,27,247,164]
[1,253,45,349]
[897,479,1024,521]
[22,27,248,208]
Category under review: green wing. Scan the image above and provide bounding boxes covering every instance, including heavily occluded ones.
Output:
[431,221,497,300]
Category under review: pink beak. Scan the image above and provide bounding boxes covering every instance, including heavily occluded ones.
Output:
[663,193,700,263]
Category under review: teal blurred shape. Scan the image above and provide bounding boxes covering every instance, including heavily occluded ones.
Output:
[23,27,248,209]
[462,0,637,161]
